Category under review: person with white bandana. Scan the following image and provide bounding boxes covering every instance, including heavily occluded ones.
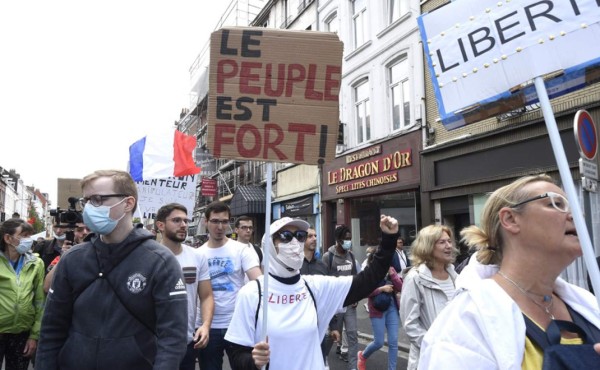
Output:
[36,169,188,370]
[224,215,399,370]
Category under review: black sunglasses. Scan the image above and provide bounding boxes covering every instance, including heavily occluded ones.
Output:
[274,230,308,243]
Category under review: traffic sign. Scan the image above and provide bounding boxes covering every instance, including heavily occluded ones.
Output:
[574,110,598,160]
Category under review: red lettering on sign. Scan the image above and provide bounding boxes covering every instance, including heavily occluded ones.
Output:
[217,60,238,94]
[324,65,341,101]
[239,62,262,95]
[264,124,286,160]
[237,124,262,157]
[286,64,305,97]
[213,124,236,157]
[289,123,316,162]
[265,64,285,97]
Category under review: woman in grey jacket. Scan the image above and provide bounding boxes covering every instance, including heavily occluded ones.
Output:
[399,224,458,370]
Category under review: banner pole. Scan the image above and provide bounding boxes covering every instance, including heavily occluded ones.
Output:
[534,76,600,307]
[260,162,273,369]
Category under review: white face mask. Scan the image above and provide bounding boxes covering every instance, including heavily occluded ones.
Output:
[275,239,304,271]
[54,232,66,241]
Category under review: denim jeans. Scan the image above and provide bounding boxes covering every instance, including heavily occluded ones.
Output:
[362,305,399,370]
[197,328,233,370]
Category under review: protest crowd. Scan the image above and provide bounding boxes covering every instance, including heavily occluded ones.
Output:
[2,2,600,369]
[0,170,599,370]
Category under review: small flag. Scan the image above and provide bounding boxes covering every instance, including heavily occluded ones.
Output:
[128,130,201,181]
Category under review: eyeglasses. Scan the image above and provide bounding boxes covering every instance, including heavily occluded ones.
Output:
[168,217,192,225]
[238,226,253,231]
[274,230,308,243]
[208,219,230,226]
[80,194,129,207]
[511,191,570,213]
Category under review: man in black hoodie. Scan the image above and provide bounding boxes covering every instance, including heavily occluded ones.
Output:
[36,169,187,370]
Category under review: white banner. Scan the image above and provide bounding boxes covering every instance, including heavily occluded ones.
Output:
[136,175,198,219]
[419,0,600,128]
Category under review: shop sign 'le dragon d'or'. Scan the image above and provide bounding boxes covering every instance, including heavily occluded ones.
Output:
[207,27,343,165]
[327,146,412,194]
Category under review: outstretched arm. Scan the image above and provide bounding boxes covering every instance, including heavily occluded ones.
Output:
[343,215,398,306]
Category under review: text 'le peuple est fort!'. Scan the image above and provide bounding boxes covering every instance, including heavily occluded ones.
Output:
[208,28,342,166]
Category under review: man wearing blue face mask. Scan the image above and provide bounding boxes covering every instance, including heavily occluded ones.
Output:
[322,225,361,369]
[32,224,66,274]
[36,169,188,370]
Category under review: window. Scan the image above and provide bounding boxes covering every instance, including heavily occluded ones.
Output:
[325,12,338,34]
[354,79,371,144]
[352,0,367,48]
[389,57,411,131]
[389,0,409,24]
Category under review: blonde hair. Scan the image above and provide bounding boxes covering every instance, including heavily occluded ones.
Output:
[410,224,457,268]
[80,170,138,213]
[461,174,556,265]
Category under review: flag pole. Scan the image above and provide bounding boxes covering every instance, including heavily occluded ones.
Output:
[534,76,600,307]
[260,162,272,369]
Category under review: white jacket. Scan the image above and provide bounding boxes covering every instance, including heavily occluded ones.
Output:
[399,263,457,370]
[419,255,600,370]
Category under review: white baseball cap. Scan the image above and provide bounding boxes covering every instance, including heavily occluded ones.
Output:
[269,217,310,236]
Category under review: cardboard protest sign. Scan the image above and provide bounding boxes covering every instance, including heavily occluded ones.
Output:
[208,27,343,165]
[136,175,198,219]
[418,0,600,129]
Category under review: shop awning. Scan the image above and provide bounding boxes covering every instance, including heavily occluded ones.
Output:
[230,186,266,216]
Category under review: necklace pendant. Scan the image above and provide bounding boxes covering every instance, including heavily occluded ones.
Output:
[543,295,551,302]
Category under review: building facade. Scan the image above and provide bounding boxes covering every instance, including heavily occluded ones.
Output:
[318,0,424,262]
[420,0,600,287]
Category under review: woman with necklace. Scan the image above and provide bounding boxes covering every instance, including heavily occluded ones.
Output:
[399,224,458,370]
[419,174,600,369]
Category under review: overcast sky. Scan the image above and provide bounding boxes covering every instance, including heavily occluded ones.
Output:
[0,0,231,205]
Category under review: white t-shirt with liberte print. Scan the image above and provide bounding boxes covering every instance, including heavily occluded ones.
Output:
[174,244,211,342]
[225,274,352,370]
[197,239,260,328]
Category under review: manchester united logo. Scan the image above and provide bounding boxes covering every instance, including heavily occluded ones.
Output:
[127,273,147,294]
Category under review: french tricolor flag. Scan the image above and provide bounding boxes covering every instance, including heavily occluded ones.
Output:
[128,130,201,181]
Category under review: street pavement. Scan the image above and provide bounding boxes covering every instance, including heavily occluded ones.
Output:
[326,298,410,370]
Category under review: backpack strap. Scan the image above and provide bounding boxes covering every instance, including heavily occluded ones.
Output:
[349,251,357,275]
[254,278,318,330]
[303,279,318,317]
[73,237,155,335]
[255,279,262,330]
[328,252,333,273]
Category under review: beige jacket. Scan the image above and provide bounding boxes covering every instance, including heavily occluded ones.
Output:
[399,263,457,370]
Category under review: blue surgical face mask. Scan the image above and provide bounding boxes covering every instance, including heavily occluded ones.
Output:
[82,198,127,235]
[16,238,34,254]
[342,240,352,250]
